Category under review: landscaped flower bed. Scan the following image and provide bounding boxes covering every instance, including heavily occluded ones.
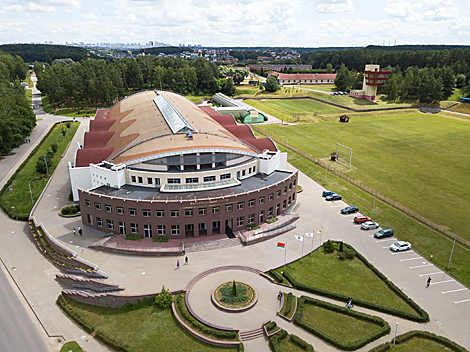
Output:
[212,281,257,312]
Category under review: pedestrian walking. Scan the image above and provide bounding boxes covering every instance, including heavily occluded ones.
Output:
[177,260,180,269]
[78,226,82,236]
[185,256,188,265]
[73,228,76,236]
[426,277,432,288]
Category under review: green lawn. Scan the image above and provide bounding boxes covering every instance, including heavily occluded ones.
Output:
[256,129,470,289]
[25,89,32,107]
[295,84,337,92]
[279,250,417,316]
[391,338,453,351]
[235,86,309,99]
[41,95,97,117]
[301,303,380,343]
[185,95,211,103]
[447,88,463,102]
[60,341,84,352]
[277,335,307,352]
[0,122,79,218]
[61,297,233,352]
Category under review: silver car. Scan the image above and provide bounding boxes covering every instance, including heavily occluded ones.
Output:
[390,241,411,252]
[361,221,379,230]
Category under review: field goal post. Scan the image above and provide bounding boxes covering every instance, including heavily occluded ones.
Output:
[323,143,352,170]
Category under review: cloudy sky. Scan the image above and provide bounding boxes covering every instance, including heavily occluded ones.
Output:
[0,0,469,47]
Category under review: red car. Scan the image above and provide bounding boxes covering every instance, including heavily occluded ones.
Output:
[354,216,372,224]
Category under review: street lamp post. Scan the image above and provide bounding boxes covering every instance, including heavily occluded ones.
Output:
[29,177,41,205]
[393,323,398,346]
[43,150,53,177]
[372,190,377,219]
[447,236,457,270]
[324,161,328,185]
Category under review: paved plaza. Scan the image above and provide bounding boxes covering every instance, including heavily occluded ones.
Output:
[1,83,470,351]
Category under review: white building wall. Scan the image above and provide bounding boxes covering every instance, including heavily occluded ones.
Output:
[258,151,281,175]
[90,164,126,190]
[69,163,92,201]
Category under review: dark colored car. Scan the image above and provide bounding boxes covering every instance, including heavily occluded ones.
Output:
[326,194,342,201]
[374,228,394,239]
[341,206,359,214]
[354,216,372,223]
[322,190,335,197]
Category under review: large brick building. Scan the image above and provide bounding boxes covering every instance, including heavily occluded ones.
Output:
[69,90,298,240]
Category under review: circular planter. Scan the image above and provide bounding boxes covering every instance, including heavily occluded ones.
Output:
[212,281,257,312]
[58,212,81,218]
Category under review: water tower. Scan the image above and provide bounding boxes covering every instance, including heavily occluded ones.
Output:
[350,64,391,102]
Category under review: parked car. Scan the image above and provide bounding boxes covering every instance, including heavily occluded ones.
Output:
[322,190,335,197]
[390,241,411,252]
[374,228,394,239]
[326,194,342,201]
[354,215,372,223]
[361,221,379,230]
[341,206,359,214]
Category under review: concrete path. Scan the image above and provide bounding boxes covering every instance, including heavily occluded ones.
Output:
[293,85,334,95]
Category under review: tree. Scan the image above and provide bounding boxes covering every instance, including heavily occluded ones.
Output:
[265,76,279,92]
[441,66,455,100]
[154,285,173,309]
[334,63,352,91]
[326,63,333,73]
[386,74,399,101]
[221,78,236,96]
[232,280,237,296]
[35,154,52,174]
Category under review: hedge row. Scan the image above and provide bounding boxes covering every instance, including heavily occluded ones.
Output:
[282,241,429,323]
[289,334,314,352]
[281,292,295,318]
[175,294,239,340]
[238,343,244,352]
[265,321,277,332]
[153,237,169,242]
[269,269,284,283]
[369,330,469,352]
[294,296,390,351]
[121,296,155,311]
[0,121,74,221]
[268,329,288,352]
[61,204,80,215]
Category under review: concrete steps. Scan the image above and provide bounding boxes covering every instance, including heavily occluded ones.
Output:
[56,274,123,293]
[239,327,265,341]
[185,237,241,253]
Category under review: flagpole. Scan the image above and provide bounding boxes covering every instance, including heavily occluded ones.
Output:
[320,226,323,251]
[284,241,287,273]
[301,235,304,264]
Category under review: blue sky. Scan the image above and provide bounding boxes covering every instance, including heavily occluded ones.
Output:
[1,0,469,47]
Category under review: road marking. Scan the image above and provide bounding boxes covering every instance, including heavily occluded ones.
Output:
[400,257,422,262]
[375,238,396,242]
[391,251,413,255]
[430,280,455,285]
[454,299,470,304]
[419,272,443,277]
[410,264,433,269]
[442,288,468,294]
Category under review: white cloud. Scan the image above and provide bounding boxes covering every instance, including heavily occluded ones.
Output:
[384,0,414,17]
[314,0,354,14]
[3,5,24,11]
[28,2,55,12]
[48,0,81,7]
[83,12,100,20]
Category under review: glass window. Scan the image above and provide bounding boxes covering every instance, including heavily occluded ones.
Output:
[142,209,151,217]
[170,210,179,217]
[283,200,286,209]
[248,213,255,224]
[138,176,143,183]
[105,205,112,212]
[276,204,280,216]
[117,207,124,214]
[293,179,296,186]
[283,187,287,194]
[186,178,198,183]
[199,223,207,230]
[144,224,152,238]
[185,224,194,232]
[242,170,246,176]
[204,176,216,182]
[289,183,292,190]
[129,208,137,216]
[156,210,164,217]
[237,216,244,227]
[268,193,273,201]
[85,200,91,207]
[253,166,256,173]
[225,204,233,212]
[212,207,220,214]
[157,225,166,235]
[249,167,252,174]
[171,225,180,235]
[259,196,265,204]
[249,199,255,207]
[213,221,220,229]
[288,196,292,205]
[199,208,206,215]
[259,210,264,223]
[131,175,136,183]
[185,209,193,217]
[276,190,281,197]
[130,223,138,234]
[220,173,231,180]
[147,177,153,184]
[268,207,273,218]
[237,202,244,210]
[97,217,103,227]
[107,219,114,230]
[94,202,101,210]
[168,178,181,184]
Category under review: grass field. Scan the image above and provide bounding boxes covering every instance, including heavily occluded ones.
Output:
[262,111,470,241]
[0,122,79,218]
[277,335,308,352]
[301,303,380,343]
[392,338,453,351]
[294,84,337,92]
[277,249,417,316]
[41,96,97,117]
[235,85,309,99]
[254,128,470,288]
[62,297,233,352]
[60,341,84,352]
[25,89,32,107]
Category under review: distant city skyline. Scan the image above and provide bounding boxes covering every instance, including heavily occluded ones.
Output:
[1,0,469,47]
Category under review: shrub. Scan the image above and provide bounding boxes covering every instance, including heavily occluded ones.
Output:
[290,334,314,352]
[269,329,288,352]
[323,239,335,253]
[269,269,283,283]
[338,247,355,260]
[238,343,244,352]
[125,234,141,240]
[265,321,277,332]
[246,224,260,231]
[281,292,295,318]
[266,217,278,223]
[152,237,169,242]
[339,241,344,252]
[154,285,173,309]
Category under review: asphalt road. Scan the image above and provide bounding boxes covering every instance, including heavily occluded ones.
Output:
[0,263,50,352]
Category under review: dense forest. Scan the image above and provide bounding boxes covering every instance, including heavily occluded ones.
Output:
[0,52,36,155]
[35,56,249,109]
[0,44,94,63]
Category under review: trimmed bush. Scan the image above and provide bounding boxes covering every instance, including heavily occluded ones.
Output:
[269,269,284,283]
[60,204,80,215]
[154,285,173,309]
[323,239,336,253]
[282,241,429,323]
[265,321,277,333]
[294,296,390,351]
[266,217,278,224]
[290,334,314,352]
[338,247,355,260]
[280,292,295,318]
[246,224,260,231]
[238,343,244,352]
[269,329,288,352]
[153,237,169,242]
[125,234,141,241]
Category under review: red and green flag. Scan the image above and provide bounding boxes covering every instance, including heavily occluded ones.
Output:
[277,242,286,248]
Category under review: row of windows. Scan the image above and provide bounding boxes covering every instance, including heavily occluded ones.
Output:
[86,184,295,217]
[93,197,295,235]
[129,167,258,185]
